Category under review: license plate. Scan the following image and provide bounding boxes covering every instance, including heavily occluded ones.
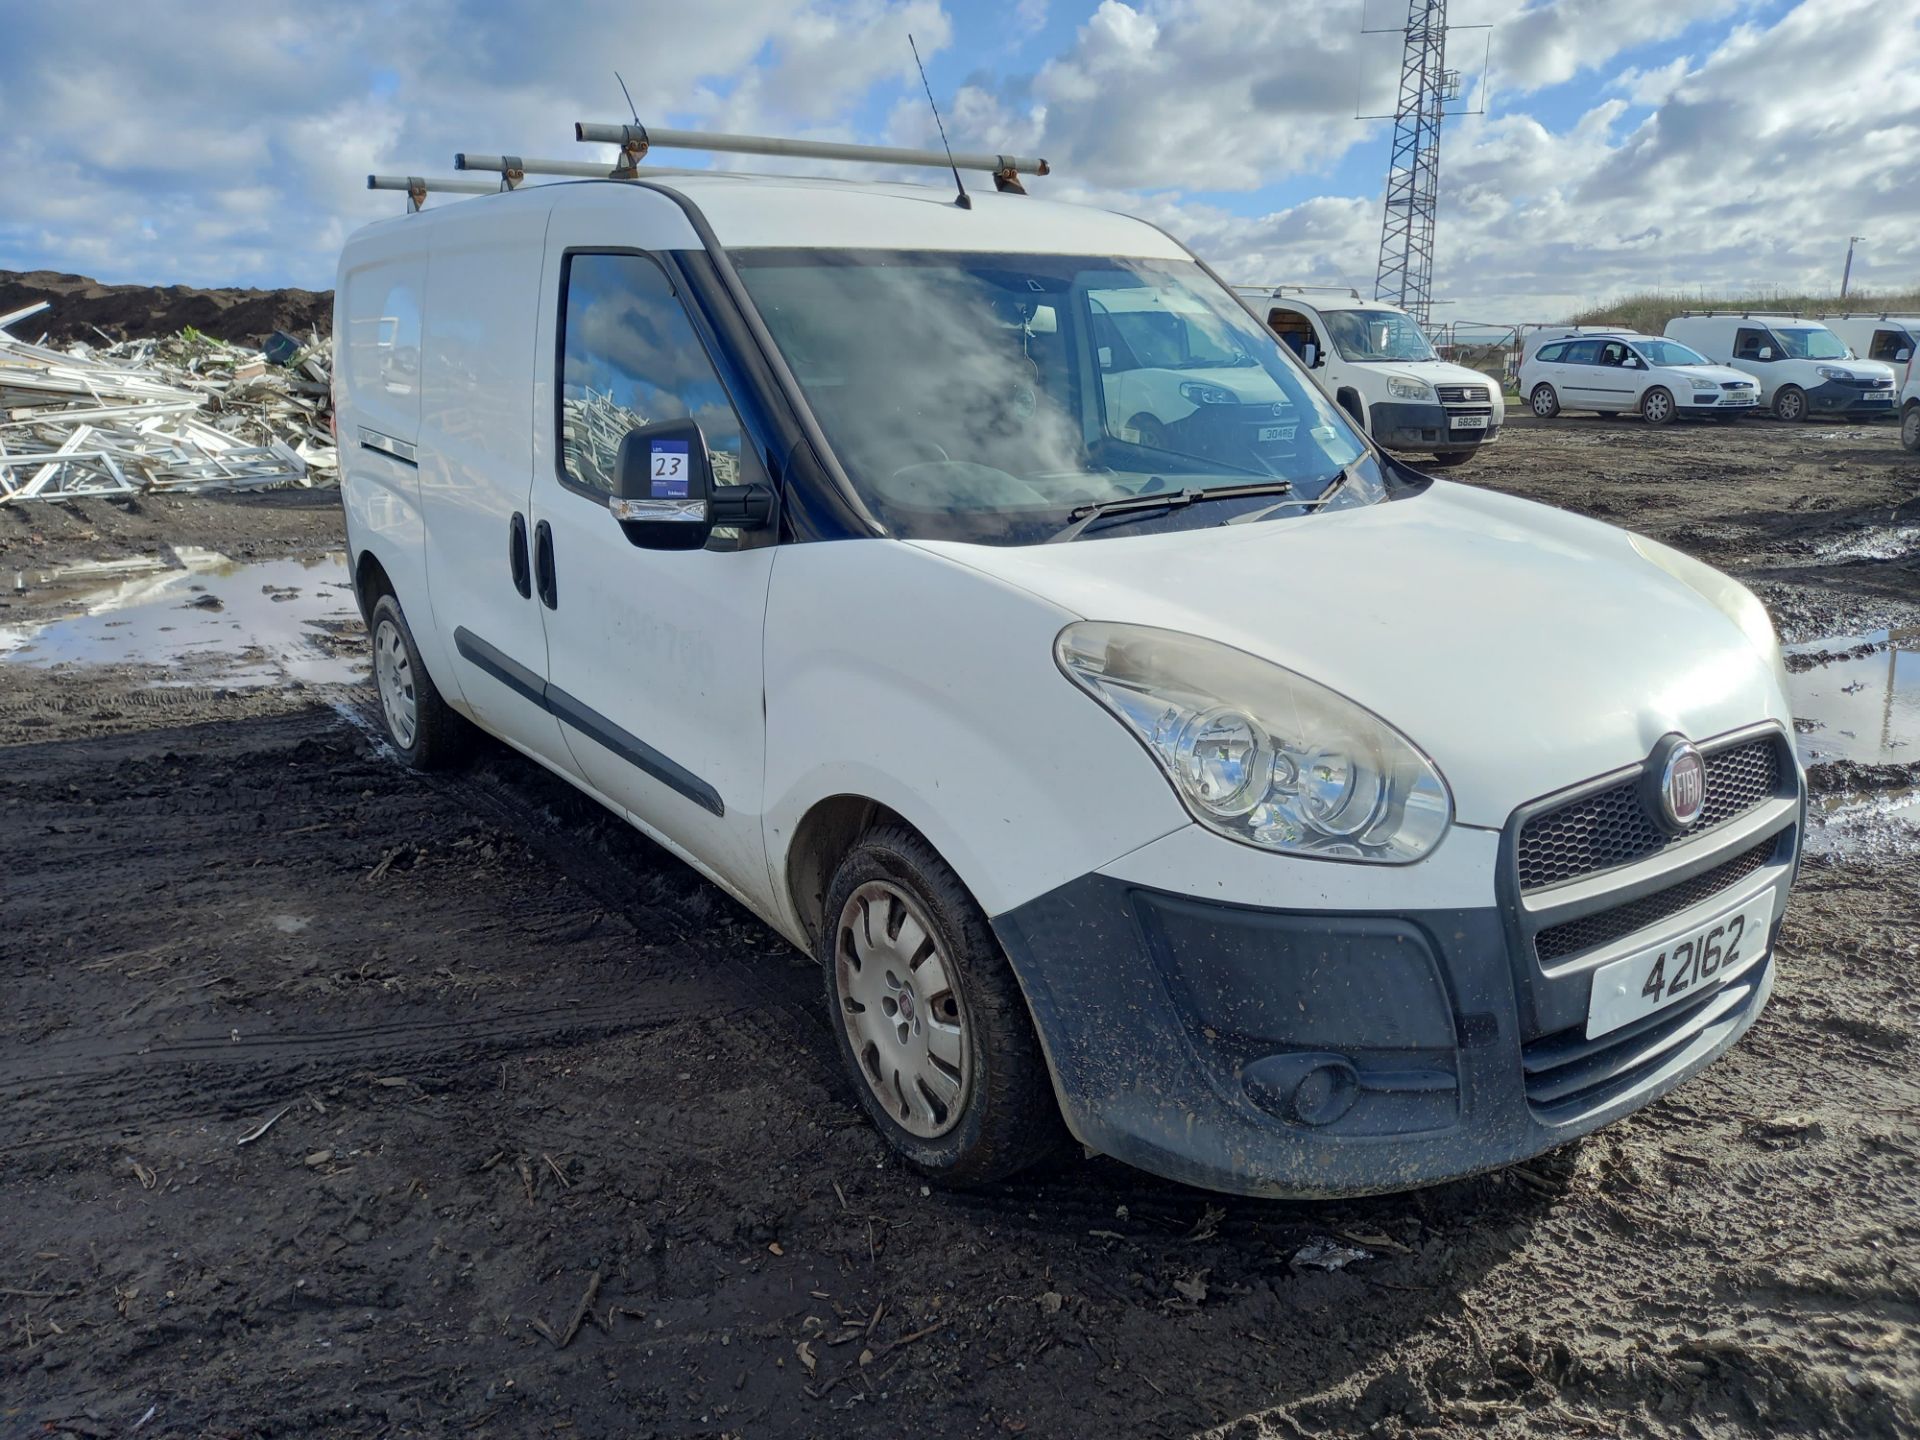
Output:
[1257,424,1297,442]
[1586,888,1773,1038]
[1863,393,1893,404]
[1450,414,1489,430]
[1724,393,1756,404]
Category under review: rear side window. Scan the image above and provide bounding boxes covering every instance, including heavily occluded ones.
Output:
[556,252,765,498]
[1536,342,1567,363]
[1562,340,1601,365]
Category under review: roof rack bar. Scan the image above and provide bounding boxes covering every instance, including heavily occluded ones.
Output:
[573,121,1049,181]
[455,154,637,182]
[368,174,501,211]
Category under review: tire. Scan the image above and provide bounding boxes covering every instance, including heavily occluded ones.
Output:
[1641,387,1677,426]
[1902,402,1920,453]
[1773,385,1807,423]
[1126,413,1169,450]
[1529,383,1560,418]
[368,592,471,770]
[821,824,1066,1185]
[1425,451,1474,468]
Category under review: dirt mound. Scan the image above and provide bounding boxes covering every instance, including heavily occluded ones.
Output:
[0,268,332,346]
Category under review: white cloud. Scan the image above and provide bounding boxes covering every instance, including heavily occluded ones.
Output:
[0,0,1913,331]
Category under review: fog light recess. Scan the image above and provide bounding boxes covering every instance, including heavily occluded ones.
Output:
[1242,1052,1361,1127]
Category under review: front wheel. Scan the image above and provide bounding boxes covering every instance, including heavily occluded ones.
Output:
[1529,383,1560,418]
[1642,387,1677,426]
[1774,385,1807,422]
[822,825,1065,1185]
[1902,402,1920,453]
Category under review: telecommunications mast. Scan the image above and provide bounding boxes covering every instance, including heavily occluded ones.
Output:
[1359,1,1490,326]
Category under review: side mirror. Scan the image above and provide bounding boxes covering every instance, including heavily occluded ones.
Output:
[1898,347,1913,363]
[612,419,714,550]
[1757,346,1774,361]
[1302,341,1319,368]
[611,419,775,551]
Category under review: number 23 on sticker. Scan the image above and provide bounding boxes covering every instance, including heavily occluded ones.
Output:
[650,441,690,499]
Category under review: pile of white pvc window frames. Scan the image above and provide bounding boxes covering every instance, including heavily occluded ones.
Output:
[0,302,336,505]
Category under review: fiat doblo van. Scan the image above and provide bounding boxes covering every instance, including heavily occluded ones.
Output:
[339,145,1801,1197]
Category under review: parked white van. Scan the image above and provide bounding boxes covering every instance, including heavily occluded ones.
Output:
[1663,313,1900,422]
[1238,287,1504,467]
[1518,329,1760,424]
[340,132,1801,1198]
[1812,313,1920,371]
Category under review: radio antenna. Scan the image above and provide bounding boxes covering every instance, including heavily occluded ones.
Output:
[615,71,639,126]
[908,34,969,210]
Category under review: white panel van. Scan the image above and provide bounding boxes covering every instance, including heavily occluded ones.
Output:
[1239,288,1505,467]
[1662,314,1900,422]
[1813,314,1920,372]
[338,159,1800,1198]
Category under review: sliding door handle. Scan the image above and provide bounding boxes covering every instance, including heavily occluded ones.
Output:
[508,512,532,599]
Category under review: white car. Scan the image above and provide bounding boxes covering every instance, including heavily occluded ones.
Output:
[338,135,1802,1198]
[1240,287,1504,468]
[1519,330,1760,424]
[1664,313,1900,422]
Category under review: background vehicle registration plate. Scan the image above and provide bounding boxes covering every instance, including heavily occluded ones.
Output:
[1586,888,1774,1038]
[1257,424,1297,442]
[1451,414,1489,430]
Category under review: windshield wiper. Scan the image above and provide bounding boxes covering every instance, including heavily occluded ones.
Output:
[1047,480,1293,544]
[1225,468,1349,526]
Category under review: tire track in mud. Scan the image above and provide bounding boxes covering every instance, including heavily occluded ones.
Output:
[1,695,833,1156]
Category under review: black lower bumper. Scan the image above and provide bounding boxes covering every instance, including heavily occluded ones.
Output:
[993,865,1785,1198]
[1368,399,1498,453]
[1806,379,1898,417]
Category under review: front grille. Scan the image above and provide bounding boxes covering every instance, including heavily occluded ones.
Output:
[1437,383,1489,404]
[1516,735,1784,892]
[1522,953,1772,1118]
[1720,381,1754,390]
[1534,835,1778,964]
[1843,377,1894,391]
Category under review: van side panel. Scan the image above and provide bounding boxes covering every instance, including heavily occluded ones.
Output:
[336,229,435,660]
[417,193,570,759]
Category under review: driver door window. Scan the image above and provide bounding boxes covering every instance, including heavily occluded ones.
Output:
[1734,327,1771,361]
[556,252,765,499]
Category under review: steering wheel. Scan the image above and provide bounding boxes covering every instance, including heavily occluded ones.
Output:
[897,439,951,465]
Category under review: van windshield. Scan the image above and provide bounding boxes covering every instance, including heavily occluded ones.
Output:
[1321,308,1437,362]
[1772,326,1849,361]
[733,250,1380,546]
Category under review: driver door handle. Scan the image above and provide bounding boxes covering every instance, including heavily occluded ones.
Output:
[533,520,557,610]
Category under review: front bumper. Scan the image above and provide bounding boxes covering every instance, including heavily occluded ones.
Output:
[994,746,1799,1198]
[1806,379,1898,417]
[1368,399,1499,453]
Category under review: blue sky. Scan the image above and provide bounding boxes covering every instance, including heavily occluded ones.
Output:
[0,0,1912,322]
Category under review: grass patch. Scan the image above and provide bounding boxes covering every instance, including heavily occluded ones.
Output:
[1567,290,1920,335]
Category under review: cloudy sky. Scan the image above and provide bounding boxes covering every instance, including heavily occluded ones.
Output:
[1,0,1914,323]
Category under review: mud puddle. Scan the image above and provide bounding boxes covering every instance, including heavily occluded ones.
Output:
[1785,627,1920,766]
[0,548,362,687]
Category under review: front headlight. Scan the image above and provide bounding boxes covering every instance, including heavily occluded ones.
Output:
[1179,381,1237,406]
[1629,534,1789,696]
[1816,366,1849,382]
[1056,622,1452,862]
[1689,379,1720,393]
[1386,377,1433,401]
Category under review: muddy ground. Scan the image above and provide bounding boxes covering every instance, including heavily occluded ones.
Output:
[2,415,1918,1439]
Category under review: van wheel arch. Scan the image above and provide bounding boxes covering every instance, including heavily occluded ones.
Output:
[785,794,913,949]
[353,549,396,625]
[1335,388,1366,429]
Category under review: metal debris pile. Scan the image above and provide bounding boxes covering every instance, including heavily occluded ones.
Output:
[0,301,336,504]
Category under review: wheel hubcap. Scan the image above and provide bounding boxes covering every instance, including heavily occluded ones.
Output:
[374,618,418,750]
[1533,389,1553,415]
[834,880,970,1139]
[1649,393,1670,421]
